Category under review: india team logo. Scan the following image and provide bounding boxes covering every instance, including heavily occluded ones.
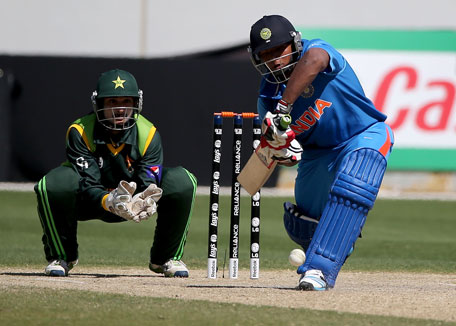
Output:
[260,28,272,40]
[301,84,315,98]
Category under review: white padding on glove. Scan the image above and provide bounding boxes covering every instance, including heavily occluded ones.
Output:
[262,111,295,149]
[257,137,303,166]
[130,184,163,223]
[105,180,137,220]
[269,138,303,164]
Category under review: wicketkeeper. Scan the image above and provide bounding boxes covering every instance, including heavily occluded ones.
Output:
[35,69,197,277]
[248,15,394,290]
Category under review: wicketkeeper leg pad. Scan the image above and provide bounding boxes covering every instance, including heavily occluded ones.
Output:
[283,202,319,251]
[297,149,387,287]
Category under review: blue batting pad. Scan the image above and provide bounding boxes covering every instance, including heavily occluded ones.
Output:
[283,202,319,251]
[297,149,387,287]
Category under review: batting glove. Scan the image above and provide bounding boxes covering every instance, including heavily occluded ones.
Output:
[257,136,303,166]
[103,180,137,220]
[270,138,303,165]
[261,111,295,149]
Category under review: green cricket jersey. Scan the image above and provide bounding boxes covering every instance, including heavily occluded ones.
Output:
[65,113,163,214]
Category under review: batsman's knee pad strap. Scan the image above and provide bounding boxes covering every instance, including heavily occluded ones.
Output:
[283,202,319,251]
[299,149,387,287]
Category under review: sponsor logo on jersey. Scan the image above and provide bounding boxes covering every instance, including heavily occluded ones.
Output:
[76,157,89,170]
[147,165,162,183]
[290,99,333,135]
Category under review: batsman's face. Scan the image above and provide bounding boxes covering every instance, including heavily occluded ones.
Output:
[259,43,293,71]
[102,96,134,126]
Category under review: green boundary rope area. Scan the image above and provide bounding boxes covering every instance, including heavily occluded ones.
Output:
[385,148,456,171]
[296,28,456,52]
[295,28,456,170]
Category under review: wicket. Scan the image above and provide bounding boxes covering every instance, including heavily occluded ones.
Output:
[207,111,261,279]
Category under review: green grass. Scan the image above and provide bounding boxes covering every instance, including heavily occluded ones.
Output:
[1,191,455,272]
[1,191,455,326]
[0,287,453,326]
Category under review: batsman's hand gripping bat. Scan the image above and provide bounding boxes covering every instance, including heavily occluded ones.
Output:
[237,114,293,196]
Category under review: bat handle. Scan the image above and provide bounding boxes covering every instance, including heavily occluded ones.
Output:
[277,114,292,131]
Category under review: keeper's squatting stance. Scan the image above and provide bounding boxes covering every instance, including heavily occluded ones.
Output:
[35,69,197,277]
[248,15,394,290]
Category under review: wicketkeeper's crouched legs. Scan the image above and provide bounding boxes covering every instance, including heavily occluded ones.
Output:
[35,164,80,263]
[149,167,197,265]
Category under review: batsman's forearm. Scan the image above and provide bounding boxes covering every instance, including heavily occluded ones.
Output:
[282,48,329,105]
[282,66,319,104]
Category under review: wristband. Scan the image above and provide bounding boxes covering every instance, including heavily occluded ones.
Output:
[275,99,293,114]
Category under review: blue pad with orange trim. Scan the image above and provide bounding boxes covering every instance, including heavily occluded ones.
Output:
[297,149,387,287]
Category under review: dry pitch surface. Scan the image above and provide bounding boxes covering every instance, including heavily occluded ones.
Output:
[1,267,455,323]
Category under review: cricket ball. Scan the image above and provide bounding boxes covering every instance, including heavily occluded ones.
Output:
[288,248,306,266]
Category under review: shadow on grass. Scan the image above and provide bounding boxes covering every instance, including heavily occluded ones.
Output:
[0,272,161,278]
[187,284,298,290]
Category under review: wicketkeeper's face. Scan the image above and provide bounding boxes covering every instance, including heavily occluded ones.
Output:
[102,96,134,126]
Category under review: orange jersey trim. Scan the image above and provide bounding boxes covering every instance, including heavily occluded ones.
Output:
[378,127,392,157]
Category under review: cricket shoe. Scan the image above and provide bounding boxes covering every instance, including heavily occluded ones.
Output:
[298,269,328,291]
[149,259,189,278]
[45,259,78,277]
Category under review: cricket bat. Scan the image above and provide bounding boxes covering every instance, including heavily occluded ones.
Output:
[237,114,291,196]
[237,147,277,196]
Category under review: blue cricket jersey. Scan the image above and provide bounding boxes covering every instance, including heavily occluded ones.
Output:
[257,39,387,149]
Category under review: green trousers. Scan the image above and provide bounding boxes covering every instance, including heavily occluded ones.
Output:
[34,165,197,265]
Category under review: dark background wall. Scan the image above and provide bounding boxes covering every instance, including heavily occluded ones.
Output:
[0,53,280,187]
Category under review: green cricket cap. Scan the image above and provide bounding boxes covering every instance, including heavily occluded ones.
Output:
[96,69,139,98]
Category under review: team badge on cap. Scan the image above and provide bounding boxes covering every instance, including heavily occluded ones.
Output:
[112,76,126,89]
[260,28,272,40]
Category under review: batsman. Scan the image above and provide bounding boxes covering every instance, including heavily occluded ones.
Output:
[247,15,394,290]
[34,69,197,277]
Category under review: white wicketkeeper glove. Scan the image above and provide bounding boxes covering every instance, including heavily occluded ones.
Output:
[261,111,295,149]
[104,180,137,220]
[129,184,163,223]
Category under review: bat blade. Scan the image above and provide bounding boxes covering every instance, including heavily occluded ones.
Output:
[237,150,277,196]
